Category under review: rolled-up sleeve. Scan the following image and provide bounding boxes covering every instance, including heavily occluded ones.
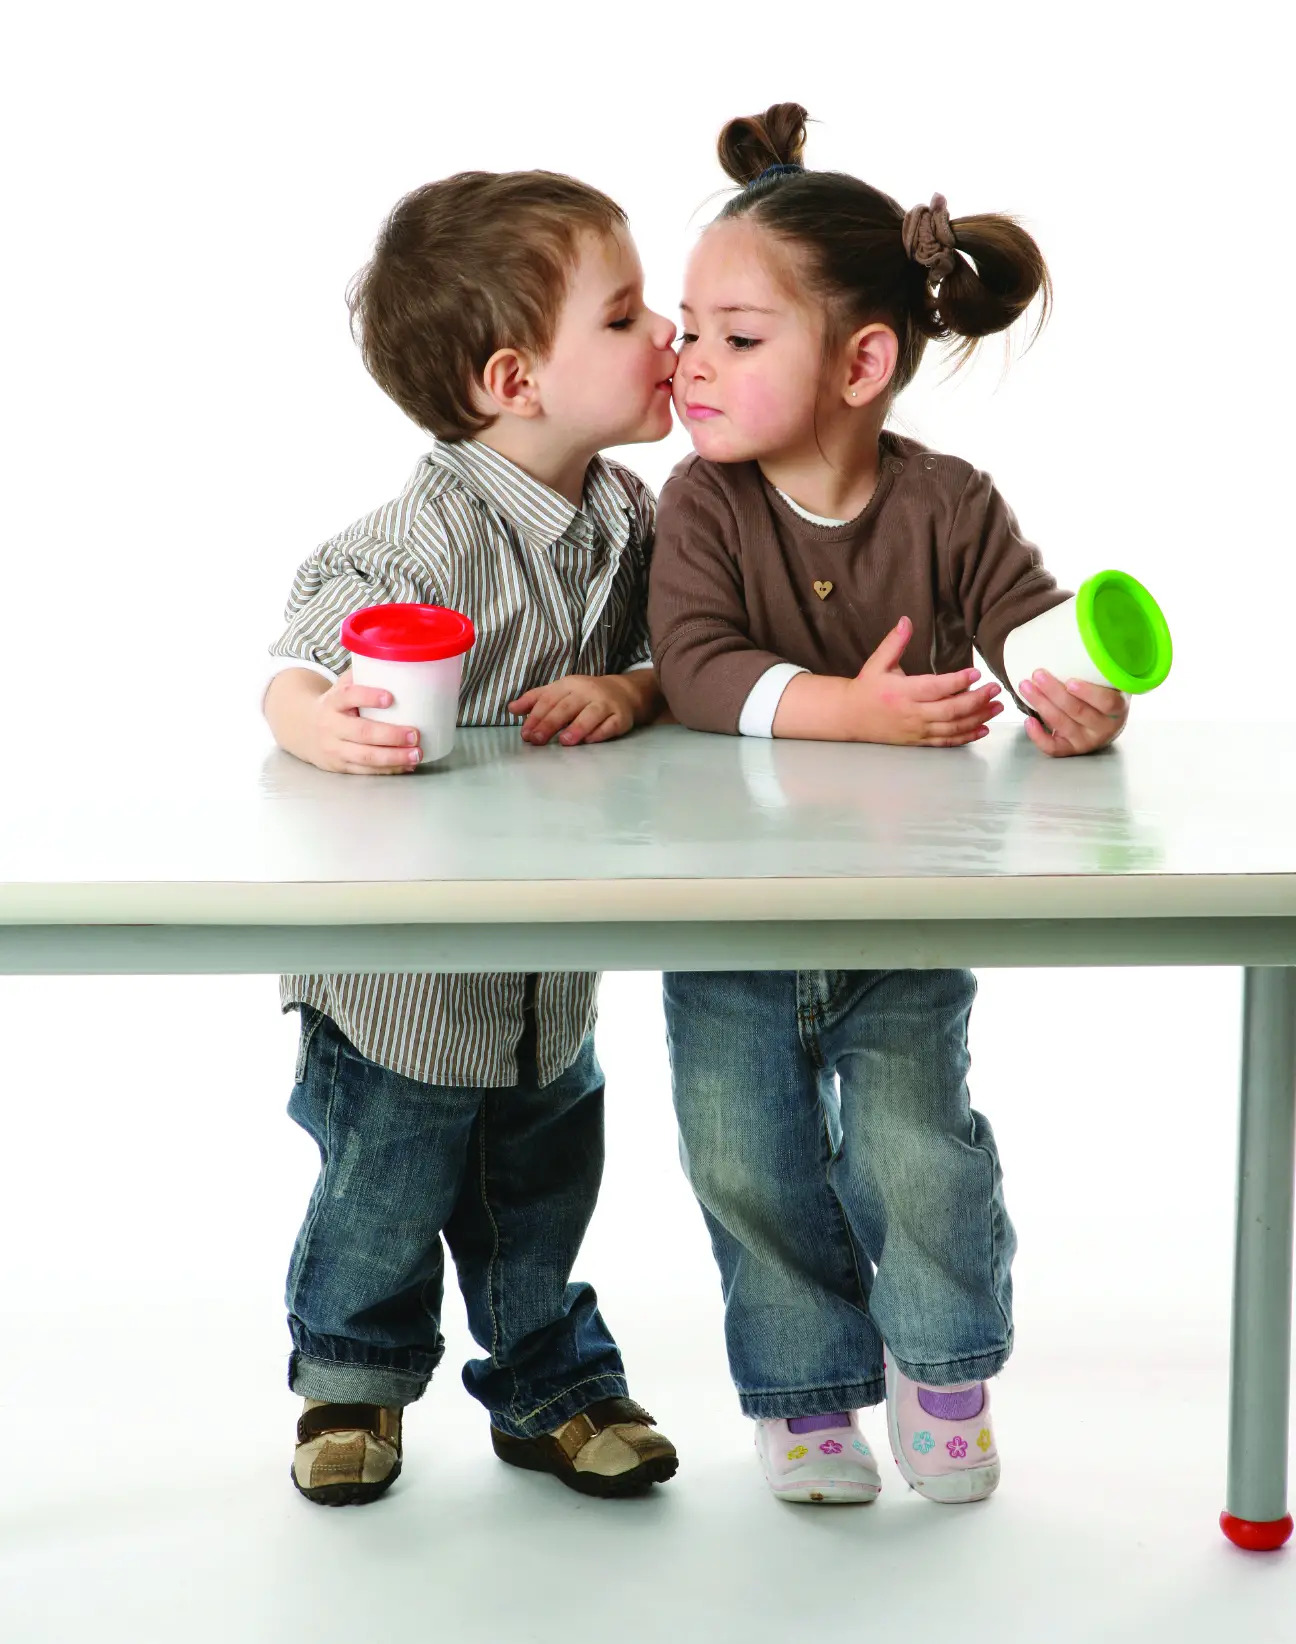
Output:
[268,528,427,676]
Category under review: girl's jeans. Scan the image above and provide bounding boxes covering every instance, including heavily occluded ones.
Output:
[284,1002,628,1438]
[662,968,1015,1418]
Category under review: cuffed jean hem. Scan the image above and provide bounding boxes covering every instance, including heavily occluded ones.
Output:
[887,1339,1013,1388]
[289,1351,429,1408]
[738,1376,886,1420]
[485,1370,630,1440]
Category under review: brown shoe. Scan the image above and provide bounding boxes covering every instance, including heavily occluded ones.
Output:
[491,1397,678,1498]
[292,1401,403,1506]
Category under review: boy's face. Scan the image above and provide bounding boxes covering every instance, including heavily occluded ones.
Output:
[674,219,825,464]
[538,228,678,449]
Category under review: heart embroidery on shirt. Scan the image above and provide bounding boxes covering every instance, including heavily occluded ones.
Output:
[813,580,833,600]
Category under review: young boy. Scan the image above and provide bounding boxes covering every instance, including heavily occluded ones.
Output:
[263,169,679,1505]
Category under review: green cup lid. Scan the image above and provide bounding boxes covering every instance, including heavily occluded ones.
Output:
[1075,571,1173,694]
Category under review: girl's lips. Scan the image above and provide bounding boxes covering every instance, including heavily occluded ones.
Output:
[685,405,721,419]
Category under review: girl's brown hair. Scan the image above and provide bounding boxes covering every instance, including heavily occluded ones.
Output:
[348,171,627,441]
[714,103,1051,392]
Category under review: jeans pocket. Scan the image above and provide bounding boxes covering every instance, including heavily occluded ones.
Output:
[294,1004,327,1086]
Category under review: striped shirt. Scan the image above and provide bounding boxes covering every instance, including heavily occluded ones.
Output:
[268,437,655,1087]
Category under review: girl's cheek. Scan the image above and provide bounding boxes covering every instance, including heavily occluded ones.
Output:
[735,378,788,436]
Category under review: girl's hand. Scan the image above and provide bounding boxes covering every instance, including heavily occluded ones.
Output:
[1019,671,1129,757]
[509,673,645,746]
[841,617,1004,747]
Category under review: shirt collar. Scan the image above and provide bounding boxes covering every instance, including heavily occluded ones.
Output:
[428,438,633,555]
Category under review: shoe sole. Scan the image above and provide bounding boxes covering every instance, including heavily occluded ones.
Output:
[770,1480,880,1505]
[491,1429,678,1497]
[891,1456,1000,1503]
[292,1457,403,1507]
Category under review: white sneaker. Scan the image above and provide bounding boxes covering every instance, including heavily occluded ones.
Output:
[754,1413,881,1504]
[884,1354,1000,1504]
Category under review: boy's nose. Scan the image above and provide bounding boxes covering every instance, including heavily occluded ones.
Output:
[652,312,676,349]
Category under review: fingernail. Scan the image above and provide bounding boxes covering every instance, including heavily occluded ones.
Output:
[1033,670,1048,684]
[1066,680,1081,693]
[408,748,420,761]
[406,731,418,744]
[381,694,392,706]
[1020,681,1033,695]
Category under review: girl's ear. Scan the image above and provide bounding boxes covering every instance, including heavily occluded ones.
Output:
[842,323,899,408]
[478,347,543,419]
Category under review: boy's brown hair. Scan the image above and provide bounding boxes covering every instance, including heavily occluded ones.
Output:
[348,171,627,441]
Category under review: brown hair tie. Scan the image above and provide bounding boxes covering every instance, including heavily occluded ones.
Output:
[901,193,957,280]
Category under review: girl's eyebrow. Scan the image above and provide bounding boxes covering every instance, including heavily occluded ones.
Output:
[679,301,778,316]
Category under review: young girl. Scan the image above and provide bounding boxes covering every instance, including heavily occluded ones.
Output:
[648,104,1129,1507]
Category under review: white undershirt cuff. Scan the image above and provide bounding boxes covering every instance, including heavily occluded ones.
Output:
[738,662,810,738]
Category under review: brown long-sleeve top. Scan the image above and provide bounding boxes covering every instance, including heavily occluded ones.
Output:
[648,431,1072,734]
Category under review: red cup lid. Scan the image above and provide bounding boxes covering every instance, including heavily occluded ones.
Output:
[340,603,476,663]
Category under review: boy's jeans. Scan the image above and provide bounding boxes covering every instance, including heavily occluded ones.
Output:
[662,968,1015,1418]
[285,1002,628,1438]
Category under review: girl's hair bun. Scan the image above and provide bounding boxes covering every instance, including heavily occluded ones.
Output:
[716,103,808,186]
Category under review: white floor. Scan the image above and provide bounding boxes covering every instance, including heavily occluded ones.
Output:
[1,967,1292,1642]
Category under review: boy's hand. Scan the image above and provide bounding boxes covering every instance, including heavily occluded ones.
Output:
[508,673,652,746]
[271,668,423,774]
[841,617,1003,747]
[1020,671,1129,757]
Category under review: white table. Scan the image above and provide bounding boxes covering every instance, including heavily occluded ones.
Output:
[3,720,1293,1548]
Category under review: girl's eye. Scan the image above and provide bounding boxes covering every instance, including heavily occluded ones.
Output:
[727,335,760,351]
[678,332,698,346]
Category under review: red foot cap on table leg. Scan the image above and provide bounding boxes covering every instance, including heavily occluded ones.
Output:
[1220,1511,1294,1551]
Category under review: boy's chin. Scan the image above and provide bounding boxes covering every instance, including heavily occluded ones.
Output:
[611,402,675,446]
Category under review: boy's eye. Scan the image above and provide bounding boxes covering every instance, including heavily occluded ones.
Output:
[608,317,633,331]
[727,335,760,351]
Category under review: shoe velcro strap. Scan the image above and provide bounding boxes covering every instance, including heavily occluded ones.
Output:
[296,1403,401,1445]
[551,1398,656,1459]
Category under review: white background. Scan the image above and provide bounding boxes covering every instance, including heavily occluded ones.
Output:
[2,3,1294,1640]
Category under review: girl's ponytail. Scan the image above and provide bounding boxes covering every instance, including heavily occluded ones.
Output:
[716,102,808,187]
[915,204,1052,362]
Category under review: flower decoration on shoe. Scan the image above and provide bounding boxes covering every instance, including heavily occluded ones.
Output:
[819,1439,843,1455]
[912,1430,936,1455]
[977,1428,993,1453]
[787,1444,809,1460]
[947,1436,968,1459]
[853,1439,872,1457]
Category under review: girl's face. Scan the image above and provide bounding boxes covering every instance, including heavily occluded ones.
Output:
[674,219,827,463]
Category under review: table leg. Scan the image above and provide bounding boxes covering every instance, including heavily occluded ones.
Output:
[1221,966,1296,1551]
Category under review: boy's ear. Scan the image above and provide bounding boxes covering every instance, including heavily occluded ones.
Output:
[843,323,899,408]
[478,347,543,420]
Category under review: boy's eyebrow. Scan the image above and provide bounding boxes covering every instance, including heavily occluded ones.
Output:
[679,301,779,316]
[601,284,637,309]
